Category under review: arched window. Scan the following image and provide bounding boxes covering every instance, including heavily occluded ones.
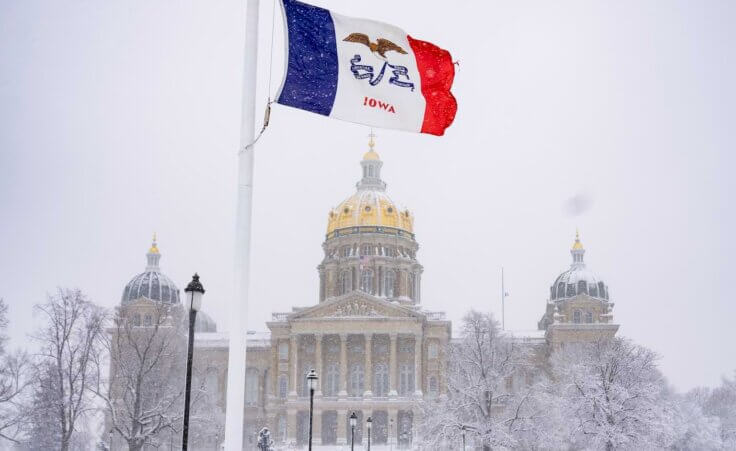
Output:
[598,282,607,299]
[278,342,289,360]
[399,363,414,395]
[573,310,582,324]
[589,284,599,297]
[408,273,416,300]
[360,269,374,294]
[245,369,259,405]
[278,374,288,399]
[341,246,351,257]
[374,363,389,397]
[585,311,593,323]
[428,376,438,397]
[428,341,438,359]
[339,271,351,295]
[349,363,364,396]
[133,313,141,327]
[368,165,374,177]
[360,244,373,256]
[143,314,152,327]
[566,283,576,297]
[384,269,396,298]
[325,363,340,396]
[557,282,565,298]
[577,280,588,295]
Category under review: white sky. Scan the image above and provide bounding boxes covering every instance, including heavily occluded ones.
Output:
[1,0,734,392]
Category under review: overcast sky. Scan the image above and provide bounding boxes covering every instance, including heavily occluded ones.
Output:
[1,0,734,392]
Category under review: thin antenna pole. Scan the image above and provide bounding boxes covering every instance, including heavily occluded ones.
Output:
[224,0,259,449]
[501,267,505,330]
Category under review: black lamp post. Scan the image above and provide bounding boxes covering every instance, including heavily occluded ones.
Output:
[182,273,205,451]
[461,425,467,451]
[306,369,318,451]
[349,412,357,451]
[366,416,372,451]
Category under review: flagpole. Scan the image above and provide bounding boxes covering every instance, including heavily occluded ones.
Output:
[225,0,259,449]
[501,267,505,330]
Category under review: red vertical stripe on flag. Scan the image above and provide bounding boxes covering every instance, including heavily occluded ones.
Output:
[407,35,457,136]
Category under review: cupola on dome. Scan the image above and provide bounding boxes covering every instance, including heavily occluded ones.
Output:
[121,235,180,304]
[549,231,610,301]
[326,136,414,237]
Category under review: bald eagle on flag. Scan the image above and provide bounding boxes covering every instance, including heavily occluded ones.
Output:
[276,0,457,136]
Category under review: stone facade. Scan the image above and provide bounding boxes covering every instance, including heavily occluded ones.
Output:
[113,143,619,450]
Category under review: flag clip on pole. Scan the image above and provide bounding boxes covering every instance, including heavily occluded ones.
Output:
[225,0,259,449]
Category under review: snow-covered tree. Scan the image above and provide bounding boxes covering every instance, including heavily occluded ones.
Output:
[419,311,533,450]
[704,371,736,449]
[29,288,106,451]
[92,301,187,451]
[0,298,33,444]
[548,337,672,450]
[669,387,722,450]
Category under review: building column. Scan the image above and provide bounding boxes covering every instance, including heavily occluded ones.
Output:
[339,333,348,397]
[388,409,398,447]
[363,333,373,397]
[286,409,297,445]
[314,333,323,397]
[289,335,298,398]
[388,333,398,398]
[313,408,322,445]
[337,409,348,445]
[414,334,423,397]
[439,337,448,400]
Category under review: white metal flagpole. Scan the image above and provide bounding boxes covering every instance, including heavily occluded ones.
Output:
[225,0,259,449]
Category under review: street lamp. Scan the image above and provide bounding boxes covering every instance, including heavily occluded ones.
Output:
[182,273,205,451]
[461,425,467,451]
[366,416,372,451]
[389,417,394,451]
[349,412,357,451]
[306,369,318,451]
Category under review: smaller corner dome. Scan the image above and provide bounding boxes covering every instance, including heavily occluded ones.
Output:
[363,149,380,161]
[121,236,180,305]
[194,311,217,332]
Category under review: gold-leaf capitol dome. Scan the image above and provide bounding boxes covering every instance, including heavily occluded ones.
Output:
[326,135,414,238]
[319,135,423,305]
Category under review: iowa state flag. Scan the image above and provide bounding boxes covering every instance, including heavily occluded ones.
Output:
[276,0,457,136]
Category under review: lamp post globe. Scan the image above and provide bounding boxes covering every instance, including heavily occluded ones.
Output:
[182,273,205,451]
[349,412,357,451]
[306,369,318,451]
[366,416,372,451]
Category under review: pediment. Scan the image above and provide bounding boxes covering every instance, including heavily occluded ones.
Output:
[290,292,424,321]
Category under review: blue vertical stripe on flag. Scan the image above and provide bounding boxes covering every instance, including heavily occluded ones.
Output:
[277,0,339,116]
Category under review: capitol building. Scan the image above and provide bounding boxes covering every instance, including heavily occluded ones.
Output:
[114,139,618,449]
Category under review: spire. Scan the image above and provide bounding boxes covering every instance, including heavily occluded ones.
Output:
[570,229,585,266]
[146,233,162,271]
[357,132,386,191]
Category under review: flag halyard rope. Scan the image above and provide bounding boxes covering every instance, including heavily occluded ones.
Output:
[242,0,278,154]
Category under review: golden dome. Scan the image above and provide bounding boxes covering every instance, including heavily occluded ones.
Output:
[327,137,413,236]
[327,190,413,235]
[572,229,584,250]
